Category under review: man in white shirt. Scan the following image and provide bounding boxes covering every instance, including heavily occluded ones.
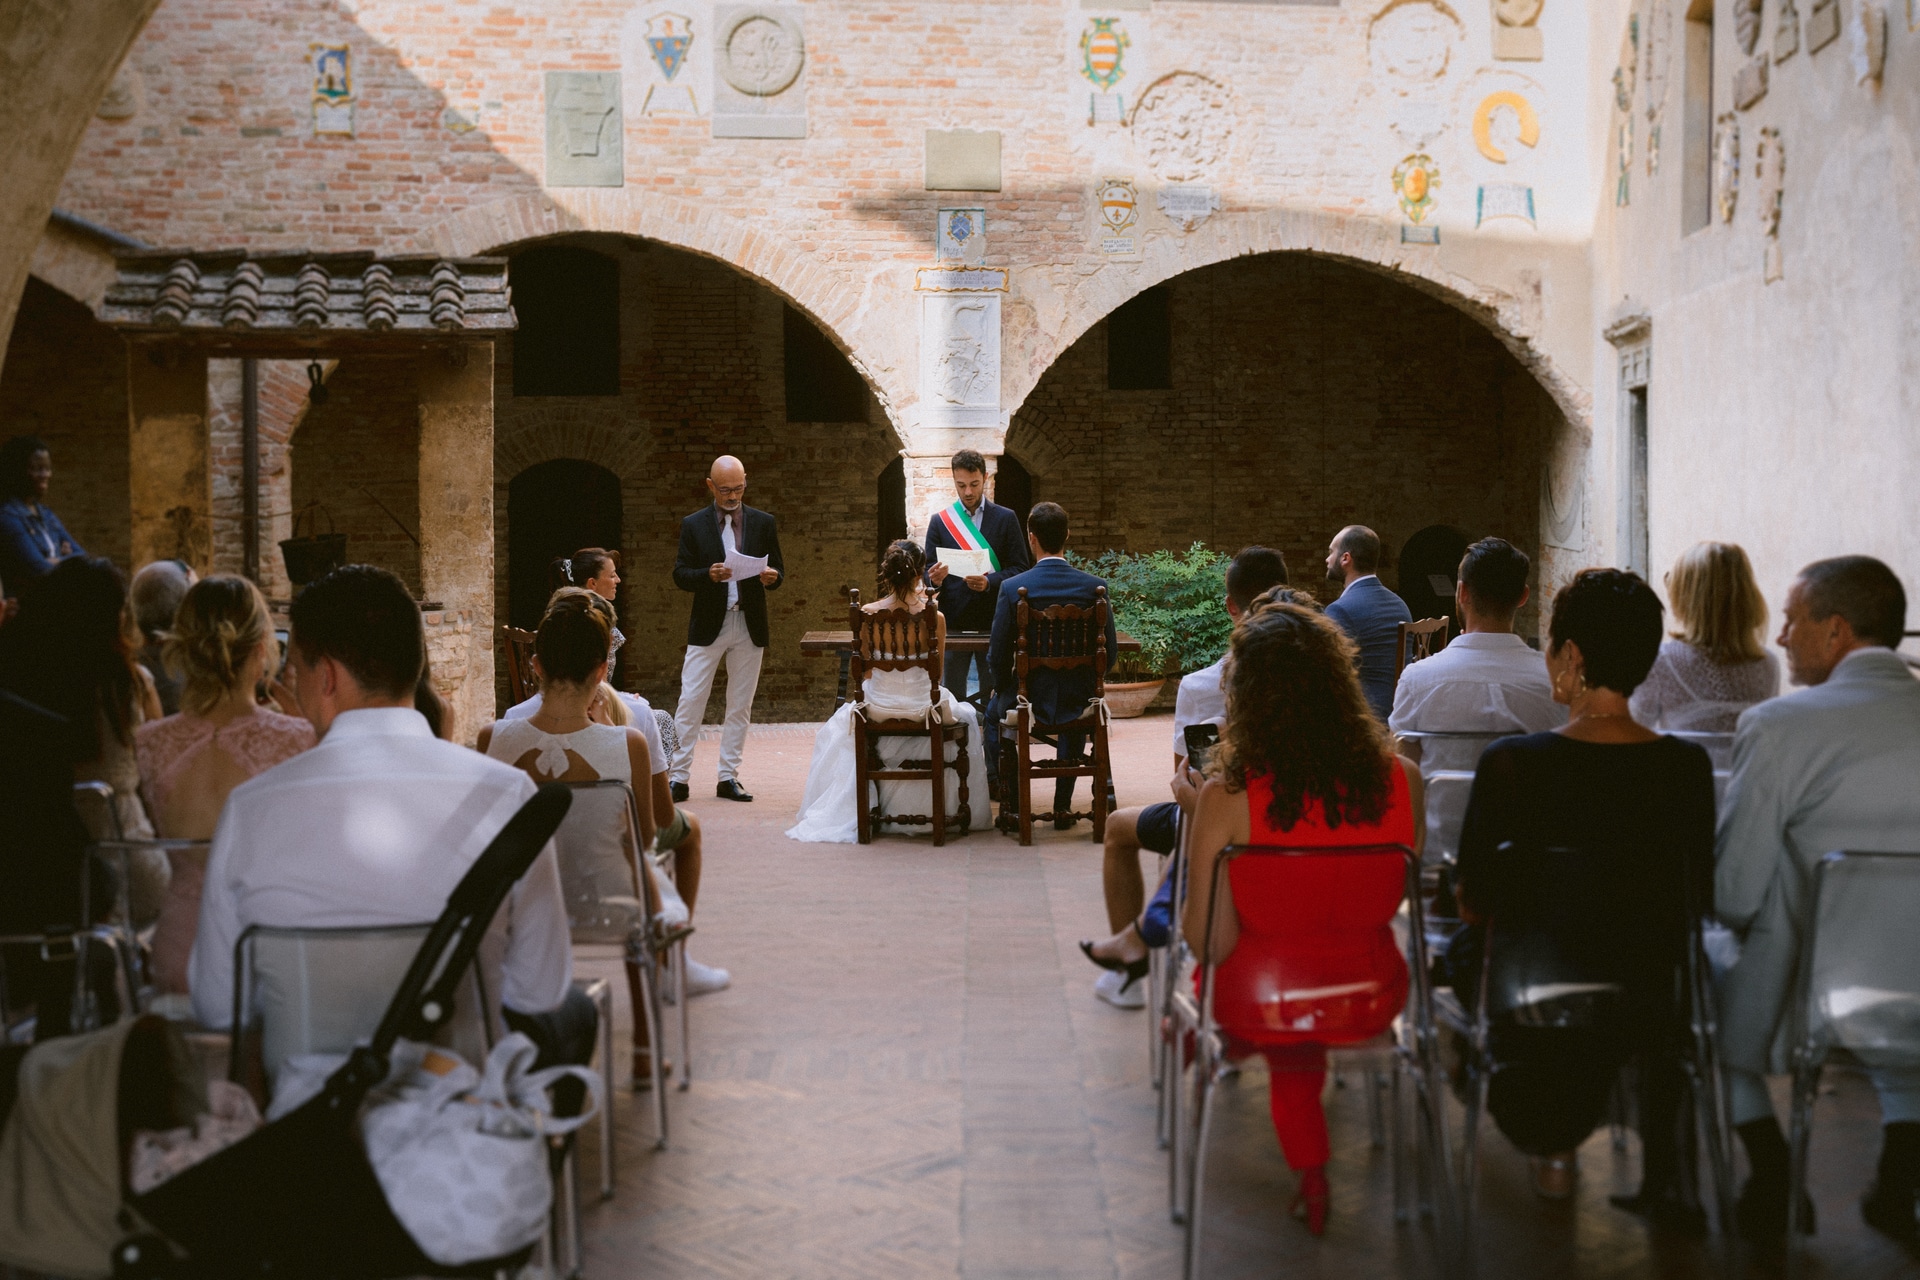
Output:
[190,565,584,1063]
[1388,536,1564,748]
[1078,547,1289,1008]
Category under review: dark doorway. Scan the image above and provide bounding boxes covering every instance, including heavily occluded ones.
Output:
[784,305,868,422]
[877,456,906,560]
[510,245,621,397]
[1396,524,1470,628]
[995,453,1033,534]
[509,459,624,632]
[1107,286,1172,390]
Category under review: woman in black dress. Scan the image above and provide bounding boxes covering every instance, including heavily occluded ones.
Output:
[1451,568,1715,1219]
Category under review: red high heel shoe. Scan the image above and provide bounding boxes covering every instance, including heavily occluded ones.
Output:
[1290,1166,1330,1236]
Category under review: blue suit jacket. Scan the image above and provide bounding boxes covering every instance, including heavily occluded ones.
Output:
[987,557,1119,726]
[1325,575,1412,722]
[0,498,84,587]
[923,500,1031,632]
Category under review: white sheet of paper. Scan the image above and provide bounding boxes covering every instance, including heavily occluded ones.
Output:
[937,547,993,578]
[724,548,769,581]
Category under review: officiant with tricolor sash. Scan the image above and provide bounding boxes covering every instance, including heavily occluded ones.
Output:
[923,448,1032,709]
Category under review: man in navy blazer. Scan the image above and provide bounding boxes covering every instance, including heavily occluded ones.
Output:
[1323,524,1412,722]
[986,502,1117,818]
[923,448,1031,706]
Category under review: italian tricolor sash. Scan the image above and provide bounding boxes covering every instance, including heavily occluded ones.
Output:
[937,501,1000,570]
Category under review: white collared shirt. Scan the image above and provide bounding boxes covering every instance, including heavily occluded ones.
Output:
[1386,630,1566,735]
[1171,657,1228,758]
[188,706,573,1030]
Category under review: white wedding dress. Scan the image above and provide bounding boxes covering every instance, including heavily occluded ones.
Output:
[786,666,988,843]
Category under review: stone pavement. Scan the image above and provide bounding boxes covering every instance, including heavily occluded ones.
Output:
[571,715,1917,1279]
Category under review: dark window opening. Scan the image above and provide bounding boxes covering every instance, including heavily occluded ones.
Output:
[784,305,868,422]
[1627,386,1650,578]
[995,454,1033,535]
[508,459,623,644]
[877,456,907,562]
[1107,286,1172,390]
[510,246,621,397]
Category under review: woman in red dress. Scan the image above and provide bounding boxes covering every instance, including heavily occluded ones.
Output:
[1182,599,1423,1236]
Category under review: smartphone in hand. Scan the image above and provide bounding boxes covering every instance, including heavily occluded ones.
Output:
[1183,722,1220,774]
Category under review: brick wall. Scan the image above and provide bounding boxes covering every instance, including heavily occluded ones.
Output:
[493,236,901,722]
[289,354,422,596]
[208,358,321,600]
[0,277,131,574]
[1008,254,1554,632]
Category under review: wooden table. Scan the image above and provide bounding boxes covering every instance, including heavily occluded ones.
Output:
[802,629,1141,709]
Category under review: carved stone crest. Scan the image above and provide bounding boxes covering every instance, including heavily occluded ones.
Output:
[545,72,624,187]
[1130,72,1232,183]
[718,10,804,96]
[1713,112,1739,222]
[1369,1,1464,86]
[919,294,1001,427]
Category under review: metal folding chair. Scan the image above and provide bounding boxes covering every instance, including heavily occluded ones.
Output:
[1786,850,1920,1277]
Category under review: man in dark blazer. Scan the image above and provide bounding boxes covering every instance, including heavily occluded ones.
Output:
[670,455,784,802]
[923,448,1031,707]
[986,502,1117,822]
[1323,524,1412,723]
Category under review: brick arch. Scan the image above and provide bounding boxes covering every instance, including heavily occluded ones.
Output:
[1012,208,1590,434]
[408,191,902,420]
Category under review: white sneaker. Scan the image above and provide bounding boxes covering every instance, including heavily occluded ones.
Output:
[683,957,732,997]
[1094,967,1147,1009]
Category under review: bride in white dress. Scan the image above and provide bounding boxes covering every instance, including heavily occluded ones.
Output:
[787,540,988,843]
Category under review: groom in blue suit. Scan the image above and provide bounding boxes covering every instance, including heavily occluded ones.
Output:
[986,502,1117,821]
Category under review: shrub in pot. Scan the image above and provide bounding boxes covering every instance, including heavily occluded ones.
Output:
[1066,543,1233,714]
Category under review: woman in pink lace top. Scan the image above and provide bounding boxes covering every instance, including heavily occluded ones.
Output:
[134,575,314,993]
[1630,542,1780,735]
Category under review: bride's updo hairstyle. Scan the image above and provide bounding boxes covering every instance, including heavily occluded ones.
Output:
[164,574,275,716]
[536,587,613,687]
[877,539,926,600]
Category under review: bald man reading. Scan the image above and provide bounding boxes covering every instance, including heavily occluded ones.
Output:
[670,455,785,801]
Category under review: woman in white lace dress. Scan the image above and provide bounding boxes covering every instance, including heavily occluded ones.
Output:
[1631,541,1780,736]
[787,540,988,843]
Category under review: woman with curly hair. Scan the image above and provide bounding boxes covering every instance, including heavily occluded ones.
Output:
[1181,599,1423,1236]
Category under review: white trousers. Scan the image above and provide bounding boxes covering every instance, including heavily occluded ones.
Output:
[671,610,764,784]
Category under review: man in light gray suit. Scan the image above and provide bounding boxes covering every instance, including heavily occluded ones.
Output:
[1716,555,1920,1242]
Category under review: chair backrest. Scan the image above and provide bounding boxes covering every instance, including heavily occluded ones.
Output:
[1796,851,1920,1069]
[1394,616,1451,684]
[1666,730,1735,772]
[549,779,647,946]
[1200,843,1423,1044]
[233,922,491,1087]
[1012,585,1110,698]
[501,625,538,704]
[847,591,943,686]
[71,780,120,842]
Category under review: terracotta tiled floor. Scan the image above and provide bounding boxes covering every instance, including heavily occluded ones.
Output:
[571,714,1919,1279]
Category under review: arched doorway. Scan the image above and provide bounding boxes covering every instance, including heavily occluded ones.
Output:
[1396,524,1471,627]
[508,458,623,631]
[995,453,1033,535]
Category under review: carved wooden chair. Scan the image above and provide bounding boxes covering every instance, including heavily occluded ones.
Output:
[848,592,972,846]
[501,625,538,704]
[1394,616,1451,686]
[998,585,1113,846]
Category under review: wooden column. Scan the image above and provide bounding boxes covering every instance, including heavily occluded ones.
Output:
[417,343,495,744]
[127,344,212,573]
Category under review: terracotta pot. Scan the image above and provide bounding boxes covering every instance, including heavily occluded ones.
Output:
[1103,678,1167,719]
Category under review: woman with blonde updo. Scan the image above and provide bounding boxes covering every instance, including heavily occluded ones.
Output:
[1630,541,1780,735]
[787,539,988,842]
[134,574,316,993]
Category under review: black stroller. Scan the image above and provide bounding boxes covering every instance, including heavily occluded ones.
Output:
[104,783,574,1278]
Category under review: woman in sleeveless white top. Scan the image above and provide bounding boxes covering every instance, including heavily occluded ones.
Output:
[787,543,988,843]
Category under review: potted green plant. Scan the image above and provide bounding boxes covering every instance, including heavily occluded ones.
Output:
[1066,543,1234,717]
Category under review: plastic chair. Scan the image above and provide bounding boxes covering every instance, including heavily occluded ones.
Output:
[847,592,972,845]
[1390,732,1510,873]
[1667,730,1735,810]
[1170,842,1460,1278]
[1786,850,1920,1275]
[998,585,1114,844]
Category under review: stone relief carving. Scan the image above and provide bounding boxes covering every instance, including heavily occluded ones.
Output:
[1756,126,1784,282]
[544,72,624,187]
[1369,1,1465,87]
[712,6,807,137]
[1492,0,1544,60]
[98,63,142,120]
[1735,0,1765,54]
[1849,2,1888,83]
[1542,425,1588,550]
[1130,73,1233,183]
[1734,55,1770,108]
[1642,0,1671,173]
[1775,0,1801,60]
[1714,112,1739,222]
[920,294,1001,426]
[1806,0,1841,53]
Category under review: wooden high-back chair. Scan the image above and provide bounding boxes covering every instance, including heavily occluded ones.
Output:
[847,592,973,845]
[1394,616,1451,686]
[501,625,538,704]
[1000,585,1113,846]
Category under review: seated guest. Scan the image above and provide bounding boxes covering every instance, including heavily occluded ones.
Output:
[0,435,84,586]
[550,547,625,664]
[1630,540,1779,734]
[134,575,315,994]
[188,565,590,1074]
[985,503,1117,824]
[1078,546,1291,1008]
[1324,525,1413,722]
[1715,555,1920,1242]
[1388,537,1563,745]
[1450,569,1712,1215]
[130,559,196,717]
[0,556,165,917]
[1181,600,1424,1236]
[788,540,988,842]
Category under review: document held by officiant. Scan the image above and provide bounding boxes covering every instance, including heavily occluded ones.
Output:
[724,547,770,581]
[936,546,994,578]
